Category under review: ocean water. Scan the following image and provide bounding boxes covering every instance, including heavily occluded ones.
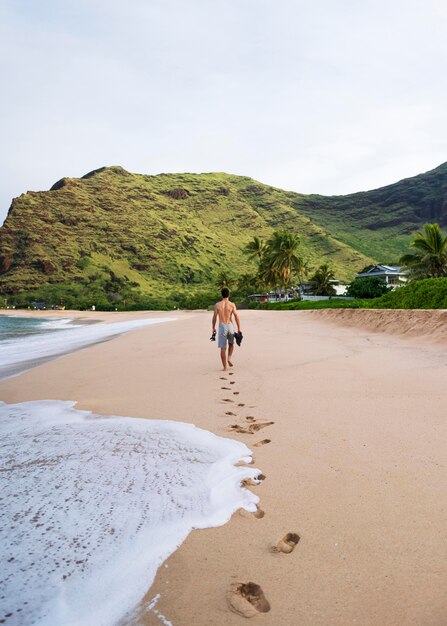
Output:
[0,401,261,626]
[0,315,174,380]
[0,315,75,340]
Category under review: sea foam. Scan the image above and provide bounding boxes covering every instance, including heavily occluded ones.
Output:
[0,317,174,380]
[0,401,260,626]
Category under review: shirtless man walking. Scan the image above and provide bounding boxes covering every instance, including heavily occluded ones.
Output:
[212,287,241,371]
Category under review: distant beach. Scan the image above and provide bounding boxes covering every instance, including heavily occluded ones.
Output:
[0,309,446,625]
[0,312,176,380]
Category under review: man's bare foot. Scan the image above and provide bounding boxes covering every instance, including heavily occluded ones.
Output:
[223,367,228,372]
[228,360,233,367]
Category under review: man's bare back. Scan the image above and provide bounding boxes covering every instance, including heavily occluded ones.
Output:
[215,299,236,324]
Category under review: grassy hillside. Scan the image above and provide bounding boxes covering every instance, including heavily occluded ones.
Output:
[1,162,446,306]
[0,167,371,302]
[294,162,447,261]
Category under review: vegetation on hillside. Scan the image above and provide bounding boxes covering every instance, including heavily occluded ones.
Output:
[295,162,447,261]
[0,167,372,307]
[1,163,447,310]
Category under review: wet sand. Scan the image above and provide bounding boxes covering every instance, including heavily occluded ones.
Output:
[1,309,446,625]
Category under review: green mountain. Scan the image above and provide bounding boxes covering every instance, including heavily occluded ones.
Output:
[0,167,371,302]
[0,163,446,306]
[294,162,447,260]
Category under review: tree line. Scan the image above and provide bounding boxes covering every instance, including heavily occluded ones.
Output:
[216,230,337,297]
[399,223,447,278]
[216,223,447,301]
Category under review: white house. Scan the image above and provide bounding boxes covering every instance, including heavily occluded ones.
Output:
[329,279,348,296]
[299,279,348,297]
[248,277,348,302]
[355,265,408,287]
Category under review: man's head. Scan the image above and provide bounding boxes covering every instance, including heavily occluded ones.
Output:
[221,287,230,299]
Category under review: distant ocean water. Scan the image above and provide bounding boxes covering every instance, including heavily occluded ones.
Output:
[0,315,174,380]
[0,314,75,340]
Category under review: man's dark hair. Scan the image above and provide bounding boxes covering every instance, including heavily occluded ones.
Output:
[221,287,230,298]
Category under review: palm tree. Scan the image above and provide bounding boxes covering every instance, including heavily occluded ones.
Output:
[215,271,232,290]
[263,230,304,297]
[243,236,265,264]
[236,272,259,296]
[310,263,336,296]
[257,262,280,293]
[296,259,310,293]
[399,223,447,278]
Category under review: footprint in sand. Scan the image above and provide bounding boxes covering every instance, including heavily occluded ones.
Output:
[242,473,266,487]
[220,377,227,380]
[253,439,271,447]
[229,421,274,435]
[238,505,265,520]
[229,372,234,376]
[233,391,240,395]
[222,399,234,403]
[237,403,245,407]
[221,386,231,390]
[230,381,236,385]
[271,533,300,554]
[253,506,265,519]
[245,416,255,422]
[227,582,270,617]
[225,411,236,416]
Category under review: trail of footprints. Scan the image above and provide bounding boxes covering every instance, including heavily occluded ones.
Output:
[218,369,300,618]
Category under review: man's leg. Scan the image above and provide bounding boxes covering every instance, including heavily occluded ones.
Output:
[220,348,227,371]
[228,342,234,367]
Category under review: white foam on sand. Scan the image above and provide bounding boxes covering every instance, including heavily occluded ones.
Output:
[0,318,174,379]
[0,401,261,626]
[38,318,77,330]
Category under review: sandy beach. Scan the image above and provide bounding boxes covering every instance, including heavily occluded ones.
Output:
[1,309,446,625]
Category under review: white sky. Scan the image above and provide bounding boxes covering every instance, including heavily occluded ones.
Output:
[1,0,447,225]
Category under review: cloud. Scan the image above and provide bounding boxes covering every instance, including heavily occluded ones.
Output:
[1,0,446,224]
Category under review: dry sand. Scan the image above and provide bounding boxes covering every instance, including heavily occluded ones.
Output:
[1,309,446,625]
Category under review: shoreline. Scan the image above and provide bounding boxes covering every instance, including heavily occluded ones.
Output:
[2,306,446,342]
[0,311,181,382]
[1,399,260,626]
[1,310,446,624]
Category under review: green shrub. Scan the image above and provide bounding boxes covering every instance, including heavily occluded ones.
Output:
[258,299,364,310]
[75,256,91,270]
[251,278,447,310]
[369,277,447,309]
[347,276,390,299]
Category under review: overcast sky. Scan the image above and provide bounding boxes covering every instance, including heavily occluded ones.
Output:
[1,0,447,225]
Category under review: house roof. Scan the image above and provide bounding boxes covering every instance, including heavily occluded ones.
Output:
[356,265,405,278]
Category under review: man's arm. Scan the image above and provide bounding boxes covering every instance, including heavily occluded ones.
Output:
[212,304,218,333]
[232,304,241,332]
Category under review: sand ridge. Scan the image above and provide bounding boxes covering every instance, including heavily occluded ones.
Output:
[313,308,447,343]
